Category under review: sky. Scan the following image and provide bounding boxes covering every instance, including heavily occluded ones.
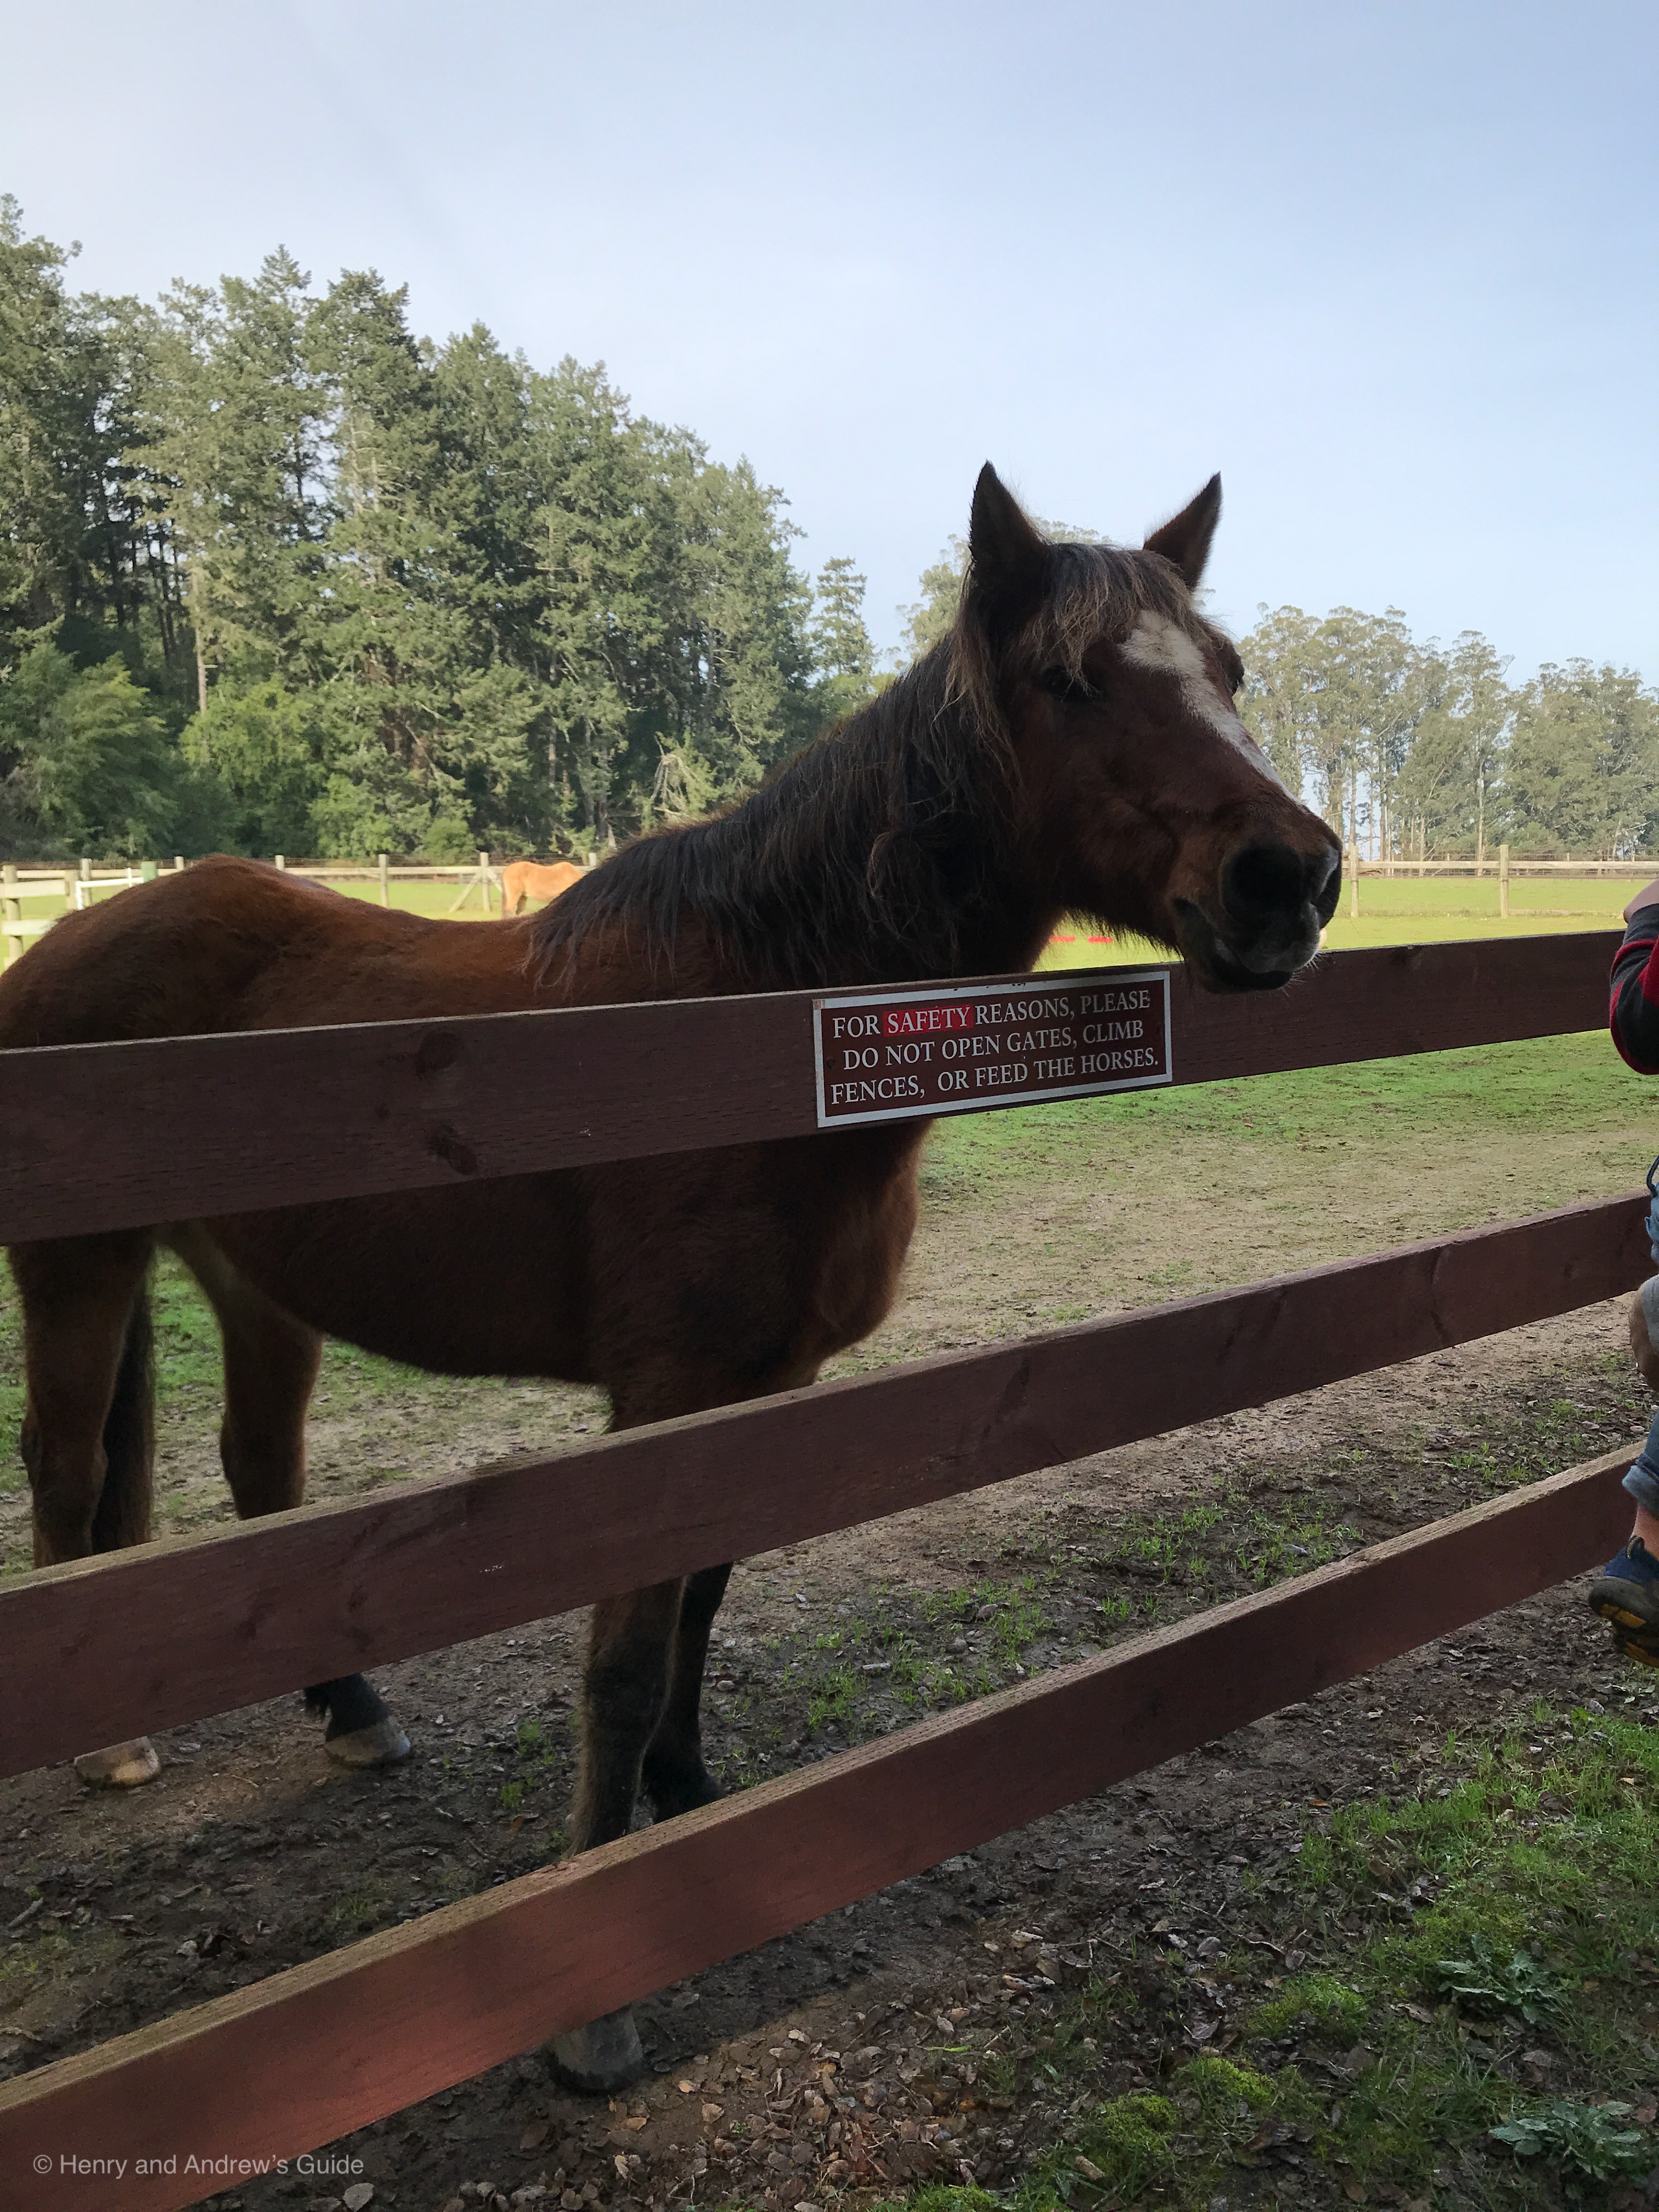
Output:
[4,0,1656,676]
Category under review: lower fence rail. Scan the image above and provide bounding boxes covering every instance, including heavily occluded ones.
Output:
[0,1191,1645,1780]
[0,1447,1634,2212]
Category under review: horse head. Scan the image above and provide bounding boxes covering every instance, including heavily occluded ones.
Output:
[958,466,1341,991]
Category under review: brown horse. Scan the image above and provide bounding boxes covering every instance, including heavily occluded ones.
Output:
[0,467,1339,2089]
[501,857,585,913]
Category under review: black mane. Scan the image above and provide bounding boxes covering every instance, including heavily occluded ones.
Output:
[530,538,1201,996]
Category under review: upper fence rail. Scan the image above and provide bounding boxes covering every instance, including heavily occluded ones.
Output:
[1353,857,1652,875]
[0,931,1620,1245]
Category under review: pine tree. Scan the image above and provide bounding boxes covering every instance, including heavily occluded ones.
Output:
[810,556,876,726]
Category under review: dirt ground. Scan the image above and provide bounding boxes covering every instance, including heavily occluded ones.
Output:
[4,1042,1659,2212]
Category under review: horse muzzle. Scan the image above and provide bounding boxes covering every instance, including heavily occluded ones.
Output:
[1174,840,1342,993]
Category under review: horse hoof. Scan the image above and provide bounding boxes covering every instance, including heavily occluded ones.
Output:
[642,1755,725,1820]
[74,1738,160,1789]
[550,2008,645,2094]
[324,1718,411,1768]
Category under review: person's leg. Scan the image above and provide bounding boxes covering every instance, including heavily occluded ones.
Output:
[1621,1296,1659,1542]
[1589,1400,1659,1651]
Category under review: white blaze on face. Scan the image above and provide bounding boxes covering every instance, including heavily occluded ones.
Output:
[1118,611,1285,790]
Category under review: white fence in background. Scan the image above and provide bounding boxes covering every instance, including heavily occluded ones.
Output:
[3,847,1641,967]
[0,851,518,963]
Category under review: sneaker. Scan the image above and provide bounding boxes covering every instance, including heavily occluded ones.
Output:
[1588,1536,1659,1638]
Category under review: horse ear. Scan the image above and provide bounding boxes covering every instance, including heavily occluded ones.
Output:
[966,464,1049,639]
[1143,475,1222,589]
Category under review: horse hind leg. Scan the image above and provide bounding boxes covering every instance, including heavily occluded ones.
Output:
[173,1230,410,1771]
[12,1232,162,1787]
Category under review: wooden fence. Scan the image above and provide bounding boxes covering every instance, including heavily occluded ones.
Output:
[1339,845,1650,921]
[2,848,1638,966]
[0,854,518,965]
[0,926,1645,2210]
[1357,856,1654,876]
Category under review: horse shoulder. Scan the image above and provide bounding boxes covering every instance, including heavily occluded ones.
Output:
[797,1126,927,1354]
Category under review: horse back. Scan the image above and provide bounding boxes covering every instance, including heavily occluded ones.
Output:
[0,855,537,1050]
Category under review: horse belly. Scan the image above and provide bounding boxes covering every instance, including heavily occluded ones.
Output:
[577,1131,924,1396]
[199,1174,592,1381]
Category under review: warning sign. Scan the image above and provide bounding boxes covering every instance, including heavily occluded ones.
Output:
[814,970,1172,1127]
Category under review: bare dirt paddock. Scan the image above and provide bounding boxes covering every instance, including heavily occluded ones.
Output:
[5,1035,1659,2212]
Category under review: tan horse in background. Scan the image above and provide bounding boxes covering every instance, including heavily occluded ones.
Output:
[502,859,585,913]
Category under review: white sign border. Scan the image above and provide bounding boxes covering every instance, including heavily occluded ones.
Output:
[812,966,1173,1130]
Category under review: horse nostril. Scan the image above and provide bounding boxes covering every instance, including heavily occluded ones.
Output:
[1223,842,1306,925]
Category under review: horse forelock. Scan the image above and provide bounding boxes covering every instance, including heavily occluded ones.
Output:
[946,537,1215,725]
[1032,541,1215,674]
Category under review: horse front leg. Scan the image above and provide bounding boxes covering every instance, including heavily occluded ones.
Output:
[551,1577,684,2092]
[642,1561,732,1817]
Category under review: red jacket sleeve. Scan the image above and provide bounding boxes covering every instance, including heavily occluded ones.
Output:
[1611,905,1659,1073]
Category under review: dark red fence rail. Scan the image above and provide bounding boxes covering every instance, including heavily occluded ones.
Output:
[0,1191,1643,1782]
[0,1448,1635,2212]
[0,929,1640,2212]
[0,931,1617,1242]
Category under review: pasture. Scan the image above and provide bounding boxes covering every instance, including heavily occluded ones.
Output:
[4,962,1659,2209]
[1,866,1644,966]
[1040,873,1647,970]
[0,873,514,934]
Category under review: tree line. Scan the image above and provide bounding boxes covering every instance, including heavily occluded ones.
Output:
[4,195,1654,865]
[0,201,875,861]
[1242,607,1659,863]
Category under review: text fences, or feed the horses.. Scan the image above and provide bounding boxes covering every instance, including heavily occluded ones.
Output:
[813,969,1172,1126]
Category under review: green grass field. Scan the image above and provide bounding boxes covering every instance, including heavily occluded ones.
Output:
[4,874,500,929]
[1039,872,1643,970]
[4,867,1645,955]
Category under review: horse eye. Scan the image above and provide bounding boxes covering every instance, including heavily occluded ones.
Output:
[1039,668,1094,703]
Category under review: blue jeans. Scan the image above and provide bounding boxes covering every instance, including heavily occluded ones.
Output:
[1628,1406,1659,1519]
[1629,1271,1659,1518]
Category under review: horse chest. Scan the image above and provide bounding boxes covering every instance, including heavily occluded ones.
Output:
[789,1132,924,1357]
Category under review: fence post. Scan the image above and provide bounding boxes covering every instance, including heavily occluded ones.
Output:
[379,853,390,907]
[139,860,157,883]
[275,854,286,871]
[1,862,19,968]
[477,851,491,916]
[1499,843,1510,921]
[76,856,89,912]
[174,855,184,872]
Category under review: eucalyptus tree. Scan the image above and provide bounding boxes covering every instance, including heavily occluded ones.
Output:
[1506,661,1659,857]
[1239,604,1436,859]
[1397,632,1511,860]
